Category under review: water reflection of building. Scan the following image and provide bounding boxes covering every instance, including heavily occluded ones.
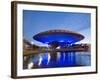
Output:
[23,30,91,69]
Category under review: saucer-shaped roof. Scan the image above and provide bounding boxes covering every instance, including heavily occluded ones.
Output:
[33,29,84,44]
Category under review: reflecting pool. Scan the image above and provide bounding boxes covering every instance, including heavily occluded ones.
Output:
[24,51,91,69]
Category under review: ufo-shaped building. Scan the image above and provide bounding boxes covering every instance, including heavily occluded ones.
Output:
[33,29,84,48]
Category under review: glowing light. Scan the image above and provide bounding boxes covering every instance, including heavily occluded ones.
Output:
[31,41,34,45]
[38,54,43,66]
[47,53,51,65]
[56,46,60,49]
[28,62,34,69]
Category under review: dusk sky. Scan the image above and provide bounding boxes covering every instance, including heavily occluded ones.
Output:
[23,10,91,46]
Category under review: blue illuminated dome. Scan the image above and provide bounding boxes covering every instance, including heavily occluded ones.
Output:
[33,29,84,44]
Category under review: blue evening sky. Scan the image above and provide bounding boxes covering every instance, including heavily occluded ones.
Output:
[23,10,91,46]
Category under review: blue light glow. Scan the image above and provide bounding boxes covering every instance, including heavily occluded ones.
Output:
[34,34,82,44]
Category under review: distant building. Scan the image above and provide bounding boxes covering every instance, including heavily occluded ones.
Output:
[23,38,40,50]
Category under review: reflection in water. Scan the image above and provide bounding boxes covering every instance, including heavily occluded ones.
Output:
[28,62,34,69]
[25,51,91,69]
